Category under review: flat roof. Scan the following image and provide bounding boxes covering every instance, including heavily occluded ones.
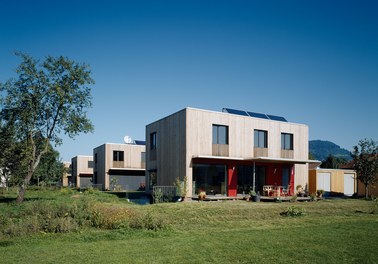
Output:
[193,155,321,166]
[147,107,307,127]
[109,167,145,171]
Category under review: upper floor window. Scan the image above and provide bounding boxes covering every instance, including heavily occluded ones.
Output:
[150,132,157,150]
[212,125,228,144]
[254,129,268,148]
[281,133,293,150]
[113,151,124,161]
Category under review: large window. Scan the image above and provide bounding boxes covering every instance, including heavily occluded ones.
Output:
[254,129,268,148]
[192,164,227,195]
[237,166,266,195]
[281,133,293,150]
[150,132,157,150]
[212,125,228,144]
[113,151,124,161]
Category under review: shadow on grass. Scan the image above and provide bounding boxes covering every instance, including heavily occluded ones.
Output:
[0,240,15,247]
[0,196,53,204]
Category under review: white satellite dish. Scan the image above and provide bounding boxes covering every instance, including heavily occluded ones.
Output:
[123,135,135,144]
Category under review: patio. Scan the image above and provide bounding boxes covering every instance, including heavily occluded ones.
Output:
[192,195,311,202]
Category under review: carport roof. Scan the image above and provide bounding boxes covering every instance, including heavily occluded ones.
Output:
[192,155,321,167]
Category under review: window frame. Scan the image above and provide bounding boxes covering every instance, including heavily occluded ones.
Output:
[281,133,294,150]
[254,129,268,148]
[150,132,157,150]
[113,150,124,162]
[212,124,229,145]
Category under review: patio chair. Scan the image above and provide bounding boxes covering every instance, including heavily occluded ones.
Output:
[281,185,290,196]
[263,185,272,196]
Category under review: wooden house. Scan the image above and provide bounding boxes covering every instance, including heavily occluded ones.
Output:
[146,107,319,198]
[93,142,146,191]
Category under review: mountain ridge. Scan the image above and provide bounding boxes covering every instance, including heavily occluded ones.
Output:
[309,140,352,161]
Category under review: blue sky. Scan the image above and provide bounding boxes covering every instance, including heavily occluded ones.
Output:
[1,0,377,161]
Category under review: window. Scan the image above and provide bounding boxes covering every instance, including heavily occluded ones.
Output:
[281,133,293,150]
[192,164,227,195]
[94,153,97,164]
[150,132,157,150]
[113,151,124,161]
[212,125,228,144]
[254,130,268,148]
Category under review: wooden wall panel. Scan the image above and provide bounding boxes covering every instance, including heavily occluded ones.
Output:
[146,109,187,189]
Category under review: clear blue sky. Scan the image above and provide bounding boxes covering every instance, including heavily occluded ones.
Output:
[1,0,377,161]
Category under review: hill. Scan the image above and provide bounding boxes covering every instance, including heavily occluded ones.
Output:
[309,140,352,161]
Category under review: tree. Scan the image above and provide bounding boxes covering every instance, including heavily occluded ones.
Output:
[352,139,378,199]
[0,52,94,202]
[31,145,64,186]
[320,154,348,169]
[0,103,27,189]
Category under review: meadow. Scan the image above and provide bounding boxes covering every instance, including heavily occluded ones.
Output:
[0,188,377,264]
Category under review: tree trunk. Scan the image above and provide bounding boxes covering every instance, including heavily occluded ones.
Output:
[16,169,34,203]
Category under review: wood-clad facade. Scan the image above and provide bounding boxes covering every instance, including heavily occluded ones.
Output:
[71,155,93,188]
[146,107,316,198]
[93,143,146,191]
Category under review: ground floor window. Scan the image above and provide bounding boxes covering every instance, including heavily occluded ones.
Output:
[237,166,266,195]
[282,167,290,188]
[192,164,227,195]
[149,171,157,189]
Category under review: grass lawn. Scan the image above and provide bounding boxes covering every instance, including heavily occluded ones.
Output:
[0,189,377,264]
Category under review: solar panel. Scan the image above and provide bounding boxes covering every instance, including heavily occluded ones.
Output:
[223,108,288,122]
[247,111,269,119]
[222,108,249,116]
[266,114,288,122]
[134,140,146,146]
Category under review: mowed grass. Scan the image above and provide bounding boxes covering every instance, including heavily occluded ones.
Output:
[0,189,377,264]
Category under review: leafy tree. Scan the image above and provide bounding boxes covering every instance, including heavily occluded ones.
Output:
[308,152,316,160]
[352,139,378,199]
[0,104,28,188]
[320,154,348,169]
[31,145,64,186]
[0,52,94,202]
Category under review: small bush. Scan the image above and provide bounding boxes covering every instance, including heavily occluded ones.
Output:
[129,212,166,231]
[88,204,131,229]
[153,188,163,204]
[280,206,307,217]
[84,187,98,195]
[371,196,378,214]
[310,193,317,201]
[44,217,79,233]
[60,188,75,195]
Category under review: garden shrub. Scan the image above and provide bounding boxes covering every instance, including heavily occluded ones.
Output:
[129,212,166,231]
[280,206,307,217]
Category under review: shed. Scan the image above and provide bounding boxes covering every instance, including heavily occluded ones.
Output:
[309,168,357,196]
